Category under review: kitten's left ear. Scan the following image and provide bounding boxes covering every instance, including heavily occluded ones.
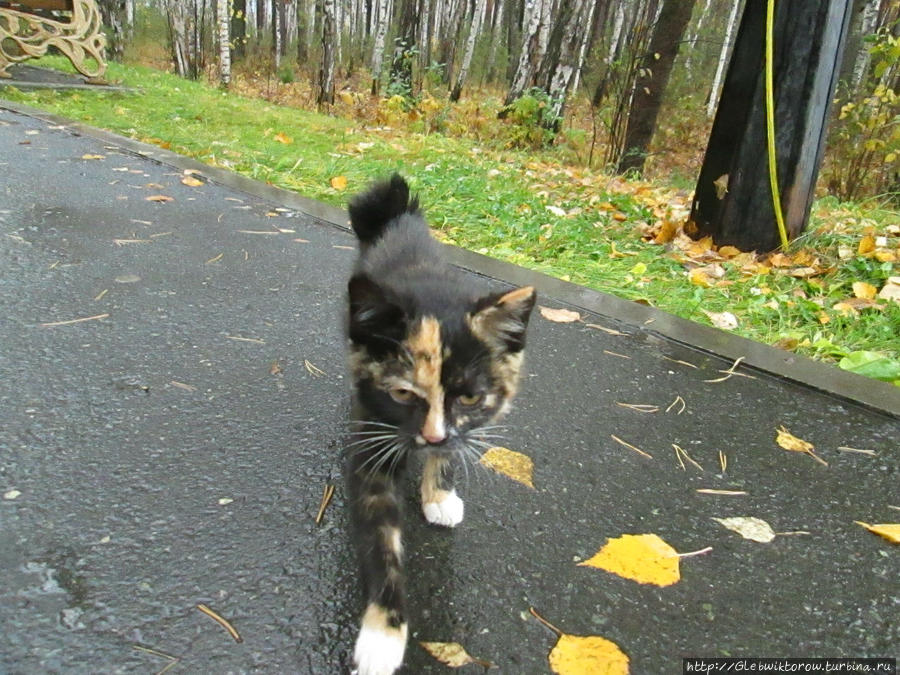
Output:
[469,286,536,352]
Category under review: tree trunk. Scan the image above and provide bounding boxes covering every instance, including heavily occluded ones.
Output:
[450,0,487,101]
[165,0,195,78]
[318,0,337,103]
[484,0,506,83]
[849,0,880,90]
[417,0,432,87]
[273,0,283,69]
[370,0,390,94]
[504,0,550,105]
[683,0,713,73]
[533,0,595,126]
[706,0,743,118]
[616,0,696,174]
[218,0,232,85]
[97,0,126,59]
[690,0,854,251]
[390,0,418,95]
[438,0,465,84]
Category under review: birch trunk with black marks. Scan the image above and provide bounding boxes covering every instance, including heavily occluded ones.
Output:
[370,0,391,94]
[450,0,487,101]
[318,0,337,104]
[533,0,595,126]
[218,0,232,85]
[706,0,743,118]
[504,0,551,105]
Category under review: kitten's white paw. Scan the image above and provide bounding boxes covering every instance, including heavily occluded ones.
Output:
[422,490,464,527]
[353,614,407,675]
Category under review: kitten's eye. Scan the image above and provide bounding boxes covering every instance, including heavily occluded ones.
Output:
[390,388,416,404]
[457,392,483,407]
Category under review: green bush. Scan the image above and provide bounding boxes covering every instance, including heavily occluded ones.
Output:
[501,87,563,149]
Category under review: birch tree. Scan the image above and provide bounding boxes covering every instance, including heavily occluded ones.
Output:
[683,0,714,73]
[533,0,595,125]
[97,0,127,59]
[370,0,391,94]
[483,0,506,83]
[450,0,487,101]
[318,0,337,104]
[218,0,232,86]
[505,0,554,105]
[164,0,206,79]
[706,0,742,117]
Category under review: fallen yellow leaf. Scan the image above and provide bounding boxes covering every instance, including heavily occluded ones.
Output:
[539,306,581,323]
[688,268,712,287]
[854,521,900,544]
[420,641,492,668]
[145,195,174,203]
[775,426,827,466]
[858,235,876,255]
[549,634,630,675]
[81,153,105,160]
[273,131,293,144]
[330,175,348,190]
[717,245,742,258]
[480,447,534,489]
[852,281,877,300]
[653,219,678,244]
[182,176,204,187]
[712,516,776,543]
[579,533,680,586]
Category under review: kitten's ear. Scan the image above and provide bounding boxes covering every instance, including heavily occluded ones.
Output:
[348,273,406,350]
[469,286,536,352]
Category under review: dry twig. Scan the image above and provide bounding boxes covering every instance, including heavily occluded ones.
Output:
[611,434,653,459]
[41,313,109,327]
[315,484,335,525]
[196,604,242,643]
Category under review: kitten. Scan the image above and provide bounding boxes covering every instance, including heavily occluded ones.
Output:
[345,175,536,675]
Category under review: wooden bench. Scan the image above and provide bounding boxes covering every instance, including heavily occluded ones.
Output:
[0,0,107,81]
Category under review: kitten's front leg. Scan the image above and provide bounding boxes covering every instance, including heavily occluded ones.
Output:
[421,453,464,527]
[349,465,408,675]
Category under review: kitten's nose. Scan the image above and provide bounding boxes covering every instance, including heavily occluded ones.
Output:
[421,430,447,445]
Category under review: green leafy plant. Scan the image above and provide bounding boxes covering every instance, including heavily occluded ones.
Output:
[500,88,563,149]
[826,26,900,202]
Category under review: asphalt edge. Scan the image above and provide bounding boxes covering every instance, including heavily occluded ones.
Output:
[3,97,898,419]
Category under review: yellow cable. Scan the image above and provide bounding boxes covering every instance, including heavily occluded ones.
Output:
[766,0,790,250]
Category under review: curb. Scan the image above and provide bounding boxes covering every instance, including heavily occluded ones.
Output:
[2,97,898,418]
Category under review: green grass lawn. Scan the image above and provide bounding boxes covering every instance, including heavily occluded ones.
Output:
[3,56,898,385]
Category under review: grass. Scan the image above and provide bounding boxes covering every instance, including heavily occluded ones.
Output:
[3,55,898,385]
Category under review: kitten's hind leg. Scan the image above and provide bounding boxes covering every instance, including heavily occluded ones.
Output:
[349,462,408,675]
[421,453,464,527]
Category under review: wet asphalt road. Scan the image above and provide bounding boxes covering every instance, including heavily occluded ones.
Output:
[1,101,897,674]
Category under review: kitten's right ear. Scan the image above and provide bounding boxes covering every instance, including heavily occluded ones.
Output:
[348,274,406,350]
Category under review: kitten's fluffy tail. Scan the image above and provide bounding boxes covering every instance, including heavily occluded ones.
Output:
[348,174,420,246]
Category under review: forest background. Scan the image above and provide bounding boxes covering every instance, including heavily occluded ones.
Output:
[8,0,899,384]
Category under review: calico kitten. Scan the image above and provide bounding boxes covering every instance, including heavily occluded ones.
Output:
[345,175,536,675]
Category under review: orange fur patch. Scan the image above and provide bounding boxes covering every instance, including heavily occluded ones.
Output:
[406,317,445,440]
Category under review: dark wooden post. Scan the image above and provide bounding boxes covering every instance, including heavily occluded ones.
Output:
[690,0,853,252]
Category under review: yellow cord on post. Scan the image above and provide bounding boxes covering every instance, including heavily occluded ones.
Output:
[765,0,790,250]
